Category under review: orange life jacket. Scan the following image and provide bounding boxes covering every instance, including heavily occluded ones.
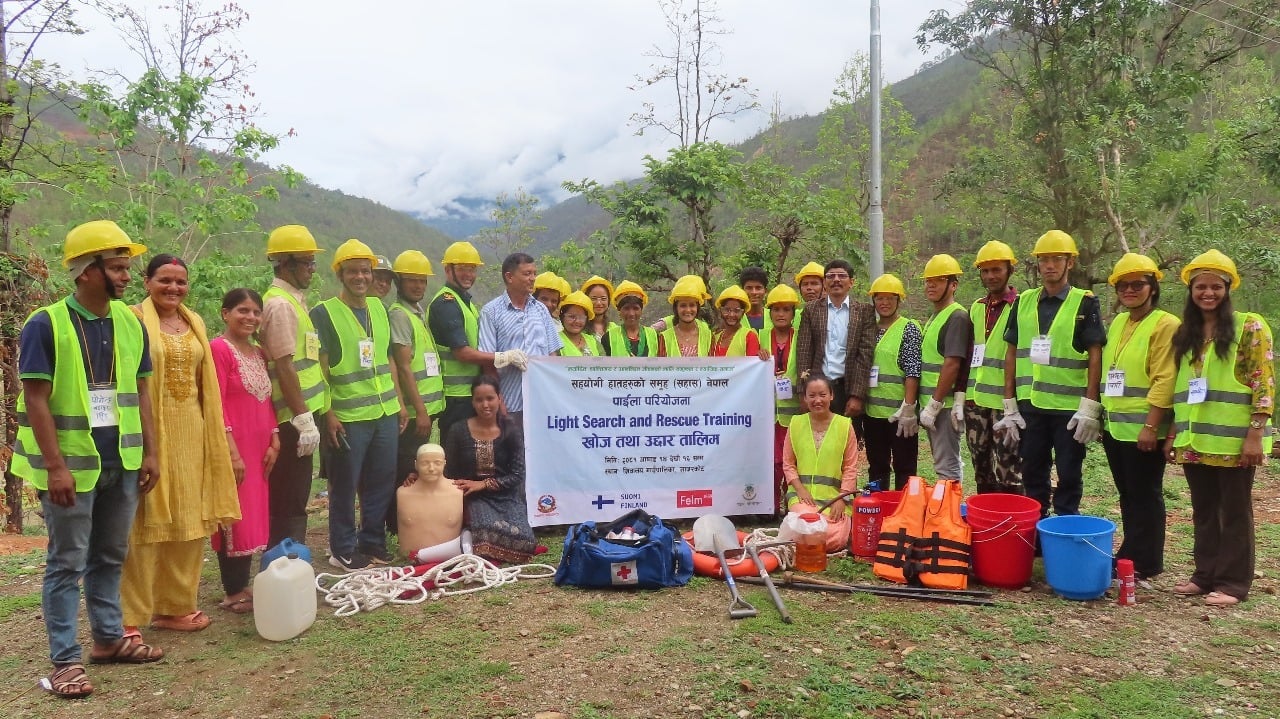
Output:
[873,476,972,589]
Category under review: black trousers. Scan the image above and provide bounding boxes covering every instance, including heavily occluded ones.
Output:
[1020,411,1086,517]
[1184,463,1256,600]
[1101,431,1166,578]
[861,415,919,490]
[216,551,253,596]
[267,421,315,549]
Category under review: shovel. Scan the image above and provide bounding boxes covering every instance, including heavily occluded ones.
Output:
[692,514,757,619]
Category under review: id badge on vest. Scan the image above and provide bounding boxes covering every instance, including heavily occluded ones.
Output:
[774,377,793,400]
[1030,335,1052,365]
[970,343,985,368]
[424,352,440,377]
[358,339,375,369]
[869,366,880,388]
[304,331,321,361]
[1187,377,1208,405]
[89,384,119,428]
[1104,369,1126,397]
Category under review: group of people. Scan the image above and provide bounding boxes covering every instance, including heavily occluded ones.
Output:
[13,218,1273,699]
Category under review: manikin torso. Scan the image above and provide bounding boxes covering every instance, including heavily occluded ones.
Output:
[396,444,464,553]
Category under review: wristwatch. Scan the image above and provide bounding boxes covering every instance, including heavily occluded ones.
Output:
[1249,419,1265,430]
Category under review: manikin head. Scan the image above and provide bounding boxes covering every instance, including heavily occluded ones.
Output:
[415,443,446,482]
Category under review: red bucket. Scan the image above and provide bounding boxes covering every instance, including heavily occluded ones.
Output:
[966,493,1039,589]
[877,490,903,517]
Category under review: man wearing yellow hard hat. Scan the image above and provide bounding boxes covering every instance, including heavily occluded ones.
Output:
[428,241,499,442]
[387,251,445,489]
[310,239,408,571]
[917,255,974,484]
[260,224,328,550]
[996,230,1106,518]
[795,262,825,303]
[13,220,164,696]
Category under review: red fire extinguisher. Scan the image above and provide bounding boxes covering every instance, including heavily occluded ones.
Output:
[851,490,883,559]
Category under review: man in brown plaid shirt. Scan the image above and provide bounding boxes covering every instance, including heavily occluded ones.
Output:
[795,259,878,421]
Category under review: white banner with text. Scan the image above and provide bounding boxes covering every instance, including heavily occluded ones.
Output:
[523,356,774,527]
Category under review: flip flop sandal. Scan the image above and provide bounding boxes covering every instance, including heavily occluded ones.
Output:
[151,610,211,632]
[89,636,165,664]
[42,663,94,698]
[219,597,254,614]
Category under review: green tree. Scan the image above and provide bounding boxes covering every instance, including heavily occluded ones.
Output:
[473,187,546,258]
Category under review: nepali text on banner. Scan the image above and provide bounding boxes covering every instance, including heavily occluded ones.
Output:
[523,356,774,527]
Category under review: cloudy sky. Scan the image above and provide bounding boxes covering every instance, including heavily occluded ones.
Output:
[37,1,957,219]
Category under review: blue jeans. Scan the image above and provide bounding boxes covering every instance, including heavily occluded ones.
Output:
[326,414,398,558]
[41,468,139,665]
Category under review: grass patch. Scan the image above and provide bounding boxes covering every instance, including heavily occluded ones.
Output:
[0,591,41,620]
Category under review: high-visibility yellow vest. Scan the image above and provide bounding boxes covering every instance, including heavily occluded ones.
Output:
[785,412,851,509]
[920,302,966,408]
[660,322,712,357]
[264,285,328,423]
[1173,312,1274,456]
[770,327,801,427]
[428,285,481,398]
[12,299,144,491]
[389,300,445,417]
[1014,287,1089,411]
[967,298,1014,410]
[559,331,603,357]
[605,324,658,357]
[318,298,400,422]
[719,326,752,356]
[1101,309,1174,442]
[867,316,919,419]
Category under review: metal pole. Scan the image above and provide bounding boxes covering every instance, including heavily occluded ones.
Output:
[868,0,884,281]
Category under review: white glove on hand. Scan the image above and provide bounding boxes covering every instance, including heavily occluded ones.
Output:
[951,392,966,432]
[1068,396,1104,445]
[290,411,321,457]
[493,349,530,371]
[889,401,919,438]
[920,399,944,431]
[992,398,1025,449]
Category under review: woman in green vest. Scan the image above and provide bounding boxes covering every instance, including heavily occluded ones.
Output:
[603,280,659,357]
[1099,253,1180,584]
[767,285,802,515]
[558,291,603,356]
[1165,250,1274,606]
[658,278,712,357]
[711,285,761,357]
[781,375,861,552]
[581,275,616,342]
[863,274,922,491]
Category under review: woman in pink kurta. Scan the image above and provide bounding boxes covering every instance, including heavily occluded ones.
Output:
[210,288,279,613]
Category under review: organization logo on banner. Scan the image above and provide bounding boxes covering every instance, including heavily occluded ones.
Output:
[676,489,713,508]
[591,495,615,511]
[536,494,558,515]
[611,561,639,585]
[736,483,763,509]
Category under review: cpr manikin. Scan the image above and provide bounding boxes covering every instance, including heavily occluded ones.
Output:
[397,443,471,563]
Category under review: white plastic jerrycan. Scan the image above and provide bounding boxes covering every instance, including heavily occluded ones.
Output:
[253,553,317,641]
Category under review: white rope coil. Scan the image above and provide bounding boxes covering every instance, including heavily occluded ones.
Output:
[314,553,557,617]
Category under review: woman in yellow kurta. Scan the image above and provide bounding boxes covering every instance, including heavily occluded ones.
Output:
[121,255,239,635]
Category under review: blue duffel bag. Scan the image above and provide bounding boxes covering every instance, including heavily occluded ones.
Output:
[554,509,694,589]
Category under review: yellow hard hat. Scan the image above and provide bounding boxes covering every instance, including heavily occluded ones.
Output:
[868,273,907,299]
[974,240,1018,267]
[1107,253,1163,286]
[921,254,963,279]
[534,271,564,294]
[794,261,825,285]
[668,277,706,306]
[62,220,148,268]
[1032,230,1078,257]
[1180,249,1241,290]
[556,276,572,298]
[266,225,322,257]
[442,241,484,266]
[331,238,378,272]
[612,280,649,308]
[558,290,595,321]
[715,284,750,310]
[580,275,615,298]
[393,250,434,277]
[766,284,800,307]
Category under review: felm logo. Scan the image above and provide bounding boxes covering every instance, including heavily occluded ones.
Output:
[676,489,713,508]
[536,494,557,514]
[611,561,638,585]
[742,484,757,501]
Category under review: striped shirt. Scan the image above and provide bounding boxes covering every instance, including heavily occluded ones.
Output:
[478,292,563,411]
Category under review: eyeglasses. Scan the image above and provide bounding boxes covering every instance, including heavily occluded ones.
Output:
[290,257,318,269]
[1114,280,1149,293]
[825,272,850,280]
[719,306,745,315]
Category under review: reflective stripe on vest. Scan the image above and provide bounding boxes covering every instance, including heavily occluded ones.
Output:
[1173,313,1274,456]
[785,413,851,509]
[559,331,603,357]
[1014,287,1089,411]
[967,298,1014,410]
[605,324,658,357]
[920,302,965,408]
[264,285,329,422]
[428,285,481,397]
[771,327,801,427]
[11,299,145,491]
[319,298,400,422]
[1100,309,1172,442]
[660,322,712,357]
[390,301,445,416]
[867,316,917,419]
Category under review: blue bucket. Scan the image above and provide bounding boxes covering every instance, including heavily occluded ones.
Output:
[1036,515,1115,600]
